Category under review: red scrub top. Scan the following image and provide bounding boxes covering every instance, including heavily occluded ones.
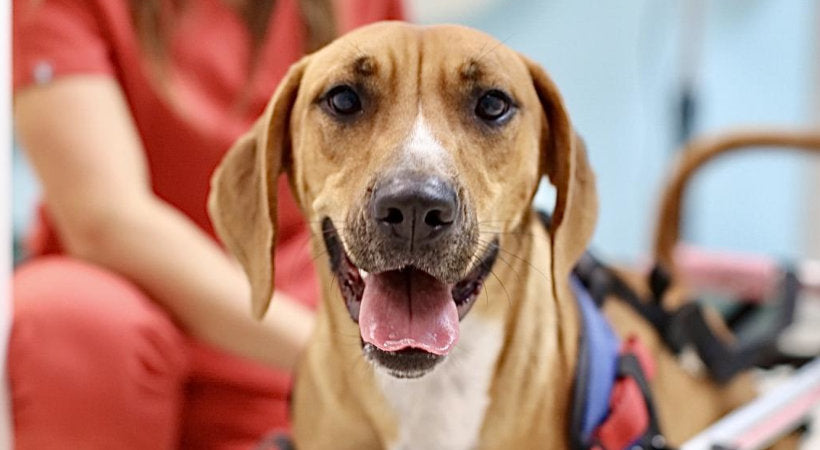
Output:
[13,0,404,307]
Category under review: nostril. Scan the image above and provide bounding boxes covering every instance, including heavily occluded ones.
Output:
[382,207,404,224]
[424,209,453,228]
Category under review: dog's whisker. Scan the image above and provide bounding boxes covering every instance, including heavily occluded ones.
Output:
[470,238,529,264]
[476,227,541,236]
[481,247,532,285]
[483,247,524,282]
[491,260,523,285]
[477,239,550,284]
[487,268,513,309]
[477,228,552,244]
[473,32,517,65]
[482,276,493,310]
[476,228,554,249]
[309,249,330,264]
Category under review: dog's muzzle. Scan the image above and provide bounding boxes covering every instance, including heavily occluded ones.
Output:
[321,175,498,378]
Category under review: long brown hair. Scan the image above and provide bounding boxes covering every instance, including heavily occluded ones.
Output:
[130,0,336,74]
[129,0,335,114]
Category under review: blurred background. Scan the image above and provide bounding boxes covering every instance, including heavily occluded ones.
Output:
[12,0,820,265]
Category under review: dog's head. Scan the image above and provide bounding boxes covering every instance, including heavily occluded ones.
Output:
[209,22,596,378]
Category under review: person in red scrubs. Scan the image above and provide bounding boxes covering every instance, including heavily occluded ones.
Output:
[11,0,402,448]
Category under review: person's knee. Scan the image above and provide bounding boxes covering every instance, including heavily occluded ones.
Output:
[10,256,188,449]
[11,256,188,376]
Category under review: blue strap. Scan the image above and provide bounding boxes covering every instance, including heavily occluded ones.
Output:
[571,276,620,441]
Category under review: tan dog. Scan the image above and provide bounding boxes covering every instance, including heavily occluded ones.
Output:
[209,22,751,449]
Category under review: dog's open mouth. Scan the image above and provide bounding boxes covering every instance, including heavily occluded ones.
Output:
[322,218,498,374]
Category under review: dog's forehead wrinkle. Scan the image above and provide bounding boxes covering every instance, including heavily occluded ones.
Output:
[460,58,484,81]
[415,27,426,101]
[351,54,376,76]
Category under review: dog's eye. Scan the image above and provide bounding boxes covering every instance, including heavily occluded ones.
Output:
[326,85,362,116]
[475,90,512,122]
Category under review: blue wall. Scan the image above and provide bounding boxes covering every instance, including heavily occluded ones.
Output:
[689,0,816,259]
[414,0,817,261]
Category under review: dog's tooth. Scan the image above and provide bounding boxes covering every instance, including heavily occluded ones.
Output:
[358,269,370,280]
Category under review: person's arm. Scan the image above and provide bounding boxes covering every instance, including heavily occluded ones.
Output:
[14,75,314,370]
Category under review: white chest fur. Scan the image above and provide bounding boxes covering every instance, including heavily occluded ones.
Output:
[375,316,504,450]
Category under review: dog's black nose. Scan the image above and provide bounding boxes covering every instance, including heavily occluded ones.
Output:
[371,175,458,248]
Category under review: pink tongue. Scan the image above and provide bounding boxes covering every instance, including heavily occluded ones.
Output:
[358,269,458,355]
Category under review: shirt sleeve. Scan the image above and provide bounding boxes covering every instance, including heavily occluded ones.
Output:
[384,0,404,21]
[13,0,114,93]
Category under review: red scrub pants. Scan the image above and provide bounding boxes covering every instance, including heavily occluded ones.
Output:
[9,256,291,449]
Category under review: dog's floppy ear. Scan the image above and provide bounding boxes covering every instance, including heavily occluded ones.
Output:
[208,57,309,319]
[522,56,598,282]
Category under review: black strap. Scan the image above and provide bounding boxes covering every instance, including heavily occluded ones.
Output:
[575,252,672,333]
[573,247,801,383]
[538,208,800,383]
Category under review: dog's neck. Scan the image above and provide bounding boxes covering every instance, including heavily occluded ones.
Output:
[472,213,579,447]
[374,312,504,450]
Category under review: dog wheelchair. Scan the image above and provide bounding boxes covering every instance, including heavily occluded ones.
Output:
[574,130,820,450]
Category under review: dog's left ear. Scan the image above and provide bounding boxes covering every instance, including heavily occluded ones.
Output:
[521,55,598,282]
[208,57,309,319]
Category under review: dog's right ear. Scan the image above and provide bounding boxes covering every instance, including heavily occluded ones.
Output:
[208,57,309,319]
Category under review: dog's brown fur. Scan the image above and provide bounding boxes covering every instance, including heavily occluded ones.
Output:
[209,22,753,449]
